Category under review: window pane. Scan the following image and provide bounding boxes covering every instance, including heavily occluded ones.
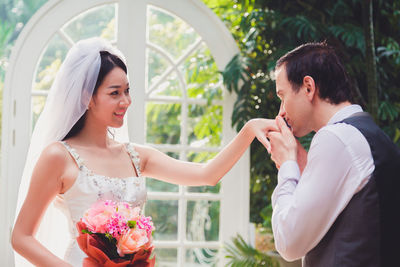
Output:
[147,152,179,192]
[147,48,172,92]
[188,105,222,148]
[32,96,47,130]
[62,4,116,42]
[186,151,220,193]
[148,71,182,98]
[146,200,178,241]
[180,43,222,100]
[148,6,200,60]
[155,248,177,267]
[146,103,181,144]
[185,248,219,266]
[186,200,219,241]
[146,178,179,192]
[34,34,69,91]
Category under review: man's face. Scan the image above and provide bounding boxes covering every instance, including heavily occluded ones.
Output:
[275,65,313,137]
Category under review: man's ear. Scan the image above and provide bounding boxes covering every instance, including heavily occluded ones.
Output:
[303,75,316,101]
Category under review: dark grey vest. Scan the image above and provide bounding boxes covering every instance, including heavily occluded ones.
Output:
[303,113,400,267]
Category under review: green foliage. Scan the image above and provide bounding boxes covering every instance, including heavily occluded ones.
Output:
[62,5,116,41]
[128,220,136,229]
[207,0,400,226]
[146,200,178,241]
[259,204,272,230]
[33,58,62,90]
[0,19,13,62]
[0,0,47,46]
[148,7,199,60]
[81,229,92,234]
[146,103,181,144]
[0,0,49,148]
[225,235,278,267]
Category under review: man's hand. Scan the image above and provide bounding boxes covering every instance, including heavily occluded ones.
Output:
[268,116,297,168]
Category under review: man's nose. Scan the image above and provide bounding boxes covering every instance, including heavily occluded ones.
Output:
[278,103,286,117]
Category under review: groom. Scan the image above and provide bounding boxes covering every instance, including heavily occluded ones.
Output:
[266,42,400,266]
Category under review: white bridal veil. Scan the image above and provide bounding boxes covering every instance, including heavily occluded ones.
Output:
[14,37,127,266]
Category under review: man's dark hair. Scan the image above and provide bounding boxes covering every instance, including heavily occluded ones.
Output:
[276,42,353,104]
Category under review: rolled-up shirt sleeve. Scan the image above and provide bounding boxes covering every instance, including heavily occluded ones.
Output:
[271,129,363,261]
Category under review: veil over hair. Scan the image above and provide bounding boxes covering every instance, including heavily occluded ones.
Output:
[14,37,127,266]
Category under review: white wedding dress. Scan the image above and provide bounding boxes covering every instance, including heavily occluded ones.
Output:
[55,141,147,266]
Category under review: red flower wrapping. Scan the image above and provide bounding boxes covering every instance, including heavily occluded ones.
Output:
[76,221,156,267]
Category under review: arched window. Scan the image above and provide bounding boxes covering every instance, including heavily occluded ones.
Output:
[1,1,250,266]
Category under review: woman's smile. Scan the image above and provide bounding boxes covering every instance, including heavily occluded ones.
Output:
[114,110,126,119]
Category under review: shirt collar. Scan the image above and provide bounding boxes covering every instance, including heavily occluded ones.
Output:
[327,104,363,125]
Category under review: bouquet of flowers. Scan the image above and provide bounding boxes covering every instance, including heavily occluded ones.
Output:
[76,200,155,267]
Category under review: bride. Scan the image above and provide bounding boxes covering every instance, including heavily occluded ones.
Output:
[11,38,277,266]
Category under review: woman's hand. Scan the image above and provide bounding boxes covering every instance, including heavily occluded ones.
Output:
[246,118,279,153]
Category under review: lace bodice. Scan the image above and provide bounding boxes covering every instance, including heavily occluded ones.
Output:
[55,141,147,265]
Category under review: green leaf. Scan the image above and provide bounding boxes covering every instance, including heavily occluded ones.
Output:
[128,220,137,229]
[81,229,93,234]
[224,235,278,267]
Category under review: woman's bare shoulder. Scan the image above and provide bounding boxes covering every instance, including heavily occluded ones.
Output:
[128,143,156,155]
[39,141,70,166]
[129,142,151,150]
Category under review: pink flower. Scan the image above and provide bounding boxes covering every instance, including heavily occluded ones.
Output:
[82,200,116,233]
[117,203,141,221]
[117,228,149,256]
[105,212,130,239]
[137,216,155,236]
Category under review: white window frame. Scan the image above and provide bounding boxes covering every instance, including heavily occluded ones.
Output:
[0,0,250,266]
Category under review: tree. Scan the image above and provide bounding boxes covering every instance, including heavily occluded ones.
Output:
[206,0,400,226]
[362,0,378,120]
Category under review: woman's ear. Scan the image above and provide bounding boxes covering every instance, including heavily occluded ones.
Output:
[303,75,316,101]
[88,98,94,110]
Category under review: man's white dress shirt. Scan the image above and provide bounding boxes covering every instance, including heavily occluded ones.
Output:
[271,105,375,261]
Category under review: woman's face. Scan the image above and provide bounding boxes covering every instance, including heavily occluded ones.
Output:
[88,67,131,128]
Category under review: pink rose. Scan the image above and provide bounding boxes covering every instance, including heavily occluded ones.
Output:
[83,200,116,233]
[117,228,149,256]
[117,203,141,221]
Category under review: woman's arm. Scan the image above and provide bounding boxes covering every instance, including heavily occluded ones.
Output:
[12,142,73,267]
[136,119,278,186]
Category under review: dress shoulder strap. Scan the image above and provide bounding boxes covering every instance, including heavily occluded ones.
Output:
[125,143,142,176]
[59,141,84,169]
